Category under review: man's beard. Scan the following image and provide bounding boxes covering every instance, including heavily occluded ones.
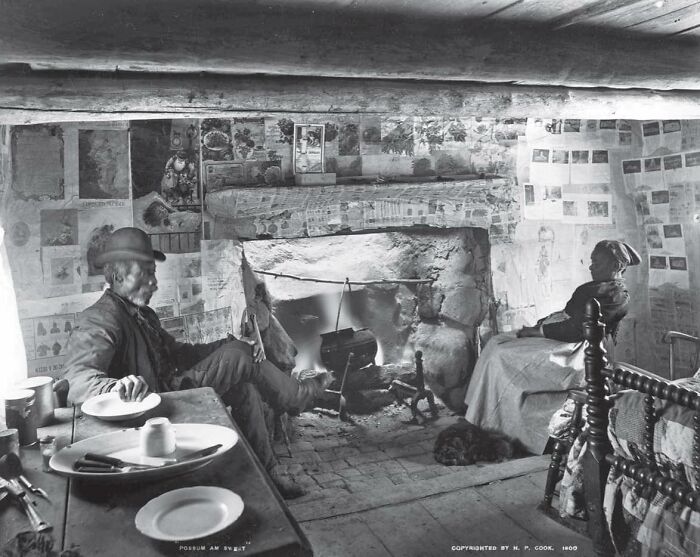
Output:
[127,289,153,307]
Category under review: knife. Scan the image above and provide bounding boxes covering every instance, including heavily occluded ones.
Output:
[0,477,52,532]
[78,444,223,472]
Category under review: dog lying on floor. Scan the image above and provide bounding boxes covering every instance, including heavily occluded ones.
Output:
[433,418,520,466]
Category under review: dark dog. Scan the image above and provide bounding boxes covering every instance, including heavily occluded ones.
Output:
[434,418,519,466]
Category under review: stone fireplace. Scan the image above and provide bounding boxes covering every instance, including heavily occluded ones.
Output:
[243,226,492,412]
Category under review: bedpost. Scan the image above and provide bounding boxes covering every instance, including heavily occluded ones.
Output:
[581,298,614,556]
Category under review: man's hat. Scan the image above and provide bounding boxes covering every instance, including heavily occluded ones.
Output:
[95,227,166,267]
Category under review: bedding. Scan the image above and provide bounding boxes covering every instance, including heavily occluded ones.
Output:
[558,376,700,557]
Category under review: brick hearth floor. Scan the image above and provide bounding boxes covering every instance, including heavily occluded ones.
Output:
[273,400,593,556]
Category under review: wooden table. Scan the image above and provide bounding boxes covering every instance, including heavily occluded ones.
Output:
[1,387,312,556]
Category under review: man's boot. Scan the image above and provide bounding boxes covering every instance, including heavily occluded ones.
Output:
[269,466,306,499]
[290,371,334,415]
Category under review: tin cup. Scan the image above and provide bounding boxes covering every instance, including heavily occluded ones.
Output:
[0,429,20,458]
[4,389,38,446]
[139,417,176,457]
[15,376,55,427]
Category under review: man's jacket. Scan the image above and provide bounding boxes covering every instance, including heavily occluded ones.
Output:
[63,289,228,404]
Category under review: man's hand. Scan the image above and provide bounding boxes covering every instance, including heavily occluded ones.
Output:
[111,375,150,402]
[516,325,544,338]
[238,336,266,363]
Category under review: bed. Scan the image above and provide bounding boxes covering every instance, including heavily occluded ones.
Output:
[556,299,700,557]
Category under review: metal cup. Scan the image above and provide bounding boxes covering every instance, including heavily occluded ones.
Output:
[4,389,38,446]
[15,376,55,427]
[0,429,20,458]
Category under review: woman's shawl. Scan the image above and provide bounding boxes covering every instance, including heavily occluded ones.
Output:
[541,279,630,343]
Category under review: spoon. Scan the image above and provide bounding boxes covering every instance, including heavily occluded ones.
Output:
[0,453,50,500]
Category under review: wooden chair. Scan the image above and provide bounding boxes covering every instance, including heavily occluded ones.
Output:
[662,330,700,380]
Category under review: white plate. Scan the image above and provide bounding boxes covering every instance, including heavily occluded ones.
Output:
[135,486,244,541]
[49,423,238,481]
[82,392,161,421]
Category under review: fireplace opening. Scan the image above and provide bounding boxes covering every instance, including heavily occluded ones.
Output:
[243,227,492,412]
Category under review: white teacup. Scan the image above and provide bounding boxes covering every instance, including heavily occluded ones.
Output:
[139,417,176,457]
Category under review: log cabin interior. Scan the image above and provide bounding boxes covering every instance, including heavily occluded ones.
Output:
[1,1,700,556]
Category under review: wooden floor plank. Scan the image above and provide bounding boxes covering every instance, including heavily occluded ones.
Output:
[475,471,593,555]
[301,515,391,557]
[291,455,549,522]
[363,501,458,557]
[421,487,538,554]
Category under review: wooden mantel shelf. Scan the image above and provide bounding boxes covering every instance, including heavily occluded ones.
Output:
[206,178,518,241]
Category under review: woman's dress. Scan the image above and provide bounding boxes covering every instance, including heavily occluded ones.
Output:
[464,279,630,454]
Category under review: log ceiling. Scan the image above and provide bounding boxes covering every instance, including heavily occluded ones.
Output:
[0,0,699,123]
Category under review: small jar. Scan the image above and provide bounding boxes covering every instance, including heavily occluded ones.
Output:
[39,435,57,472]
[139,417,176,457]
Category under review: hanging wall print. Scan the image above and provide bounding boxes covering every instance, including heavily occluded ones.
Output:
[293,124,325,174]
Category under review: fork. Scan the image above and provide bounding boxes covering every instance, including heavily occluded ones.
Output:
[18,475,50,501]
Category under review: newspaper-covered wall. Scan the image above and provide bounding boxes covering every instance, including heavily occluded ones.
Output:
[1,120,246,379]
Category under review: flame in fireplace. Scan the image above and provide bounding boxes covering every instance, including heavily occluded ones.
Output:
[374,340,384,366]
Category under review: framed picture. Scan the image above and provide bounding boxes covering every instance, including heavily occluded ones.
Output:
[293,124,325,174]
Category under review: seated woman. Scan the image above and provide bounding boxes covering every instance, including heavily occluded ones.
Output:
[463,240,641,455]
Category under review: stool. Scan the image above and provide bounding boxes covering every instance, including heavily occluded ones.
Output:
[542,389,587,509]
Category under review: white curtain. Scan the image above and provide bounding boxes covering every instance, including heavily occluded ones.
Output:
[0,225,27,422]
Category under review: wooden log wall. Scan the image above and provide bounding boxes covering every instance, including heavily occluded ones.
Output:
[3,69,700,125]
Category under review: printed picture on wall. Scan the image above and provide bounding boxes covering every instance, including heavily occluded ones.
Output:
[646,225,663,249]
[355,116,380,156]
[651,190,670,204]
[587,201,609,218]
[232,118,266,160]
[169,119,199,151]
[685,152,700,167]
[663,224,683,238]
[619,132,632,146]
[643,122,660,136]
[563,200,577,216]
[381,117,415,156]
[552,150,569,164]
[544,186,562,200]
[622,160,642,174]
[130,120,202,252]
[40,209,79,246]
[293,124,325,173]
[11,125,65,201]
[591,150,608,164]
[644,158,661,172]
[650,255,667,269]
[634,193,650,216]
[563,119,580,132]
[78,129,130,199]
[524,184,535,205]
[531,149,549,163]
[200,118,233,161]
[669,256,688,270]
[414,117,445,155]
[662,120,681,133]
[337,118,361,156]
[571,150,589,164]
[618,120,632,131]
[663,155,683,170]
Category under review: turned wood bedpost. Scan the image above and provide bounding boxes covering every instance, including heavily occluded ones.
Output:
[581,299,615,557]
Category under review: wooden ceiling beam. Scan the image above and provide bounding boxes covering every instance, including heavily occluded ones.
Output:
[549,0,649,29]
[2,69,700,125]
[0,0,698,91]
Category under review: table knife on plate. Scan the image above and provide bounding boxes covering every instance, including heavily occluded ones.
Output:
[76,444,224,472]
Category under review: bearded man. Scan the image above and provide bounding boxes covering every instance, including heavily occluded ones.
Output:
[63,227,331,498]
